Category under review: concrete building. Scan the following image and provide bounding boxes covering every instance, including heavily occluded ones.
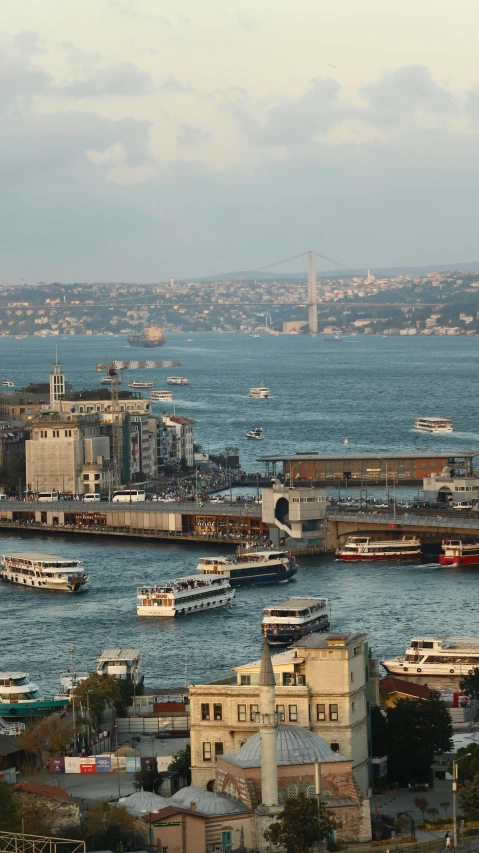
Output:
[190,631,373,797]
[423,470,479,506]
[262,480,326,548]
[162,415,195,467]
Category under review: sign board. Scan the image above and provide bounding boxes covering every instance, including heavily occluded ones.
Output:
[96,755,112,773]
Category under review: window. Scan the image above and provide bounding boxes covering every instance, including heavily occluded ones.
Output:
[307,785,316,798]
[201,703,210,721]
[353,645,361,656]
[287,784,298,798]
[250,704,259,721]
[238,704,246,722]
[276,704,285,722]
[213,703,222,721]
[240,675,251,685]
[350,671,354,683]
[330,742,340,753]
[239,740,246,748]
[329,704,338,721]
[316,703,326,721]
[289,705,298,722]
[202,742,211,761]
[214,742,224,756]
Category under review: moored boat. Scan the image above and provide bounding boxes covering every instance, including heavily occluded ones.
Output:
[0,552,88,592]
[336,536,421,561]
[2,380,14,388]
[439,539,479,566]
[197,550,297,587]
[0,672,69,718]
[58,669,90,698]
[137,575,234,617]
[96,649,144,686]
[382,636,479,677]
[261,597,330,645]
[101,375,122,385]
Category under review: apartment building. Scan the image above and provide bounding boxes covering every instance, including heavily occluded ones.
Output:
[162,415,195,467]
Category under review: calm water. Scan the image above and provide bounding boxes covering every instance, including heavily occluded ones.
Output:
[1,333,479,693]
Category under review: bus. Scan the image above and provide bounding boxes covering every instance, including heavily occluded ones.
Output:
[112,489,146,503]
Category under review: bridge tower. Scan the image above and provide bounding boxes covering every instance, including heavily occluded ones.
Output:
[307,249,318,335]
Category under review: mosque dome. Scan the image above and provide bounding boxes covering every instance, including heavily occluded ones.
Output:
[118,790,169,816]
[225,724,349,768]
[169,784,248,815]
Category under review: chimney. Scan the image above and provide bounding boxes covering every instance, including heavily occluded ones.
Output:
[190,801,197,811]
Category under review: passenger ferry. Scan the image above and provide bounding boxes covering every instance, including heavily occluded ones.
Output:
[0,552,89,592]
[96,649,144,686]
[129,380,153,389]
[250,383,270,399]
[261,597,330,645]
[137,575,234,617]
[0,672,69,718]
[101,375,122,385]
[150,390,173,402]
[245,427,264,440]
[382,637,479,677]
[336,536,421,561]
[167,376,188,385]
[197,550,297,587]
[413,417,453,434]
[2,380,14,388]
[439,539,479,566]
[58,669,90,697]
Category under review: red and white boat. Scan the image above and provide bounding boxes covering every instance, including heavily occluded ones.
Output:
[336,536,421,561]
[439,539,479,566]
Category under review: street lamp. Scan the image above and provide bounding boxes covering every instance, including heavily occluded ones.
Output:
[453,751,471,848]
[69,648,76,755]
[225,446,238,506]
[288,461,303,490]
[314,759,322,853]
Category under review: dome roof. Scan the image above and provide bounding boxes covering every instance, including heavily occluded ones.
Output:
[223,725,349,768]
[169,785,248,815]
[118,790,169,816]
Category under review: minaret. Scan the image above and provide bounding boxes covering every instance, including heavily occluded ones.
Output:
[49,348,65,411]
[258,639,279,806]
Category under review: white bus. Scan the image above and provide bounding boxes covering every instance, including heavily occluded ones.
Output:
[37,491,59,502]
[112,489,146,503]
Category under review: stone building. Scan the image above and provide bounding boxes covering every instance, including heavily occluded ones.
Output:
[13,781,80,832]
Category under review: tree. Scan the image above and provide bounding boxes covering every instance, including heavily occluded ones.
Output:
[22,715,74,761]
[440,801,450,817]
[83,802,137,851]
[168,744,191,784]
[387,696,453,785]
[0,781,20,831]
[413,796,429,822]
[17,800,55,836]
[74,673,122,725]
[460,669,479,704]
[0,452,25,493]
[459,774,479,820]
[264,794,335,853]
[371,705,389,757]
[426,807,439,820]
[450,743,479,784]
[135,759,158,794]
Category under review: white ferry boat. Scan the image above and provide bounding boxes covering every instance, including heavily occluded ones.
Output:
[101,375,122,385]
[382,637,479,677]
[150,390,173,401]
[413,417,453,434]
[137,575,234,617]
[129,380,153,389]
[262,597,330,646]
[0,552,89,592]
[336,536,421,561]
[2,380,14,388]
[167,376,188,385]
[250,383,270,399]
[96,649,144,686]
[58,669,90,697]
[197,550,297,587]
[245,427,264,440]
[440,539,479,566]
[0,672,68,718]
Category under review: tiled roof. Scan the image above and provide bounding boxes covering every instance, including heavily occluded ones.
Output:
[14,782,73,801]
[381,676,431,700]
[143,805,205,822]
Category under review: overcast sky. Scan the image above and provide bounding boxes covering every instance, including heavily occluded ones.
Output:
[3,0,479,282]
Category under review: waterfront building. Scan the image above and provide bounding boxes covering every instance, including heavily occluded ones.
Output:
[423,470,479,506]
[162,414,195,467]
[190,631,374,797]
[262,479,326,549]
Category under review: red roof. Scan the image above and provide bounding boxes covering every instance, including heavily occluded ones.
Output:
[381,677,431,700]
[168,416,196,425]
[142,805,205,822]
[14,781,73,802]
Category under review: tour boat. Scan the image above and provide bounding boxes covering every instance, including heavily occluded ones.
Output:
[197,550,297,587]
[96,649,144,686]
[137,575,234,617]
[261,597,330,646]
[0,672,69,718]
[250,383,270,399]
[439,539,479,566]
[150,390,173,401]
[1,380,14,388]
[0,552,89,592]
[101,375,122,385]
[336,536,421,561]
[245,427,264,440]
[413,417,453,434]
[382,637,479,677]
[167,376,188,385]
[58,669,90,697]
[129,380,153,389]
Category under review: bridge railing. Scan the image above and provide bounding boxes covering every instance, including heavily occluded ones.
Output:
[327,511,479,530]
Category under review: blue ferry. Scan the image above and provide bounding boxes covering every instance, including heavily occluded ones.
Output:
[197,550,297,587]
[261,597,330,645]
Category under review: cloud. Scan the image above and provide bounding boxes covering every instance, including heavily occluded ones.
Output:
[235,12,256,32]
[105,0,171,26]
[177,123,213,146]
[61,61,155,98]
[159,75,195,94]
[0,34,53,109]
[86,142,127,164]
[359,65,459,126]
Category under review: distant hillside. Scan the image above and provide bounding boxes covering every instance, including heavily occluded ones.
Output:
[192,261,479,283]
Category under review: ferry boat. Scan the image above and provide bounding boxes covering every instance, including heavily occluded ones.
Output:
[261,597,330,646]
[96,649,144,686]
[413,417,453,434]
[101,375,122,385]
[58,669,90,697]
[2,380,14,388]
[439,539,479,566]
[167,376,188,385]
[150,390,173,402]
[250,383,270,399]
[129,380,153,389]
[382,637,479,677]
[336,536,421,561]
[245,427,264,440]
[0,672,69,718]
[0,552,89,592]
[137,575,234,617]
[197,550,297,587]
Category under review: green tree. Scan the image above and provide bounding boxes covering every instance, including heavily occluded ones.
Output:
[135,758,158,794]
[74,673,122,725]
[0,452,25,493]
[440,801,450,817]
[450,743,479,784]
[371,705,389,757]
[83,802,137,851]
[0,781,20,831]
[180,456,188,472]
[426,807,439,820]
[413,796,429,822]
[460,669,479,703]
[264,794,335,853]
[387,696,453,785]
[459,774,479,820]
[168,744,191,784]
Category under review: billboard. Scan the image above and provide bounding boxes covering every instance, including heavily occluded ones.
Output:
[49,757,65,774]
[131,428,140,474]
[96,755,111,773]
[125,756,141,773]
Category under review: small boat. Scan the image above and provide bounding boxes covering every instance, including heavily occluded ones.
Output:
[381,636,479,677]
[137,575,234,617]
[186,339,193,342]
[96,649,144,686]
[251,334,260,338]
[245,427,264,440]
[262,597,330,645]
[439,539,479,566]
[413,417,453,434]
[1,380,14,388]
[336,536,421,561]
[58,669,90,698]
[325,335,342,341]
[197,550,297,587]
[0,672,69,718]
[250,383,270,399]
[101,375,122,385]
[150,390,173,402]
[167,376,188,385]
[0,552,89,592]
[129,380,153,389]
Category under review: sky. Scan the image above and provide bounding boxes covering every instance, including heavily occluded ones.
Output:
[3,0,479,282]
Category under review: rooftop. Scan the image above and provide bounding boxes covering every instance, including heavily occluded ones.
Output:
[14,781,73,802]
[292,631,366,650]
[258,451,479,461]
[3,553,77,562]
[380,677,431,700]
[222,725,349,768]
[98,649,140,661]
[234,649,302,672]
[264,597,328,610]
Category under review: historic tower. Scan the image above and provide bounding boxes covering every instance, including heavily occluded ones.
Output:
[49,349,65,410]
[258,639,279,806]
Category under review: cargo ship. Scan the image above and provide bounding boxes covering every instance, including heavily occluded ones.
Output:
[128,326,166,348]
